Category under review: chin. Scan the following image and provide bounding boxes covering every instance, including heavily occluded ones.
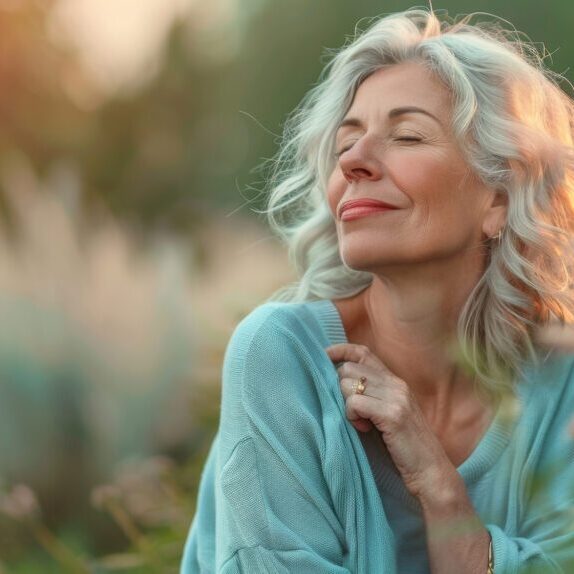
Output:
[340,251,404,271]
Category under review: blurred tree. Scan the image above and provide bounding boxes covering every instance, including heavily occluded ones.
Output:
[0,1,91,172]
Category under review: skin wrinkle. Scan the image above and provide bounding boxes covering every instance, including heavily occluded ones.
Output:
[326,61,508,440]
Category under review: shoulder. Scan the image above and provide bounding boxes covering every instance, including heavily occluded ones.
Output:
[522,350,574,455]
[224,301,326,376]
[225,300,331,360]
[547,351,574,421]
[524,350,574,406]
[222,299,335,401]
[521,351,574,509]
[238,300,313,331]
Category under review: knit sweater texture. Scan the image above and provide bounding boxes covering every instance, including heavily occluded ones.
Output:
[181,299,574,573]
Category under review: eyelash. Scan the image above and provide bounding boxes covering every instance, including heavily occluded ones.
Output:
[333,137,422,158]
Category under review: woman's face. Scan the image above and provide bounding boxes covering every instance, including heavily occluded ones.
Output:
[326,61,502,273]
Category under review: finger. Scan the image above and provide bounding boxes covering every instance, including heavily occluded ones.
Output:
[340,377,382,433]
[345,394,375,433]
[326,343,390,374]
[336,362,376,388]
[339,374,382,401]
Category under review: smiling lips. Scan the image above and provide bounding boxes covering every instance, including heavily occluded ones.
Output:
[339,198,399,221]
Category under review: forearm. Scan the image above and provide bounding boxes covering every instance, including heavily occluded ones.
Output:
[419,470,491,574]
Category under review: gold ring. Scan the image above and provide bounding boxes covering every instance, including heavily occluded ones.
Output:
[353,376,367,395]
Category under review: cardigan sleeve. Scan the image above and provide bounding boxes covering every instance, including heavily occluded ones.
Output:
[192,305,355,573]
[485,360,574,574]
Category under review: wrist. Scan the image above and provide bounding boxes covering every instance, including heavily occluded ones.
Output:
[419,469,485,545]
[418,467,470,517]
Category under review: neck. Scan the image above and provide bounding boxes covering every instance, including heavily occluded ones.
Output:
[356,252,488,413]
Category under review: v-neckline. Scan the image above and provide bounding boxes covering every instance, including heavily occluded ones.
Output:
[308,298,533,512]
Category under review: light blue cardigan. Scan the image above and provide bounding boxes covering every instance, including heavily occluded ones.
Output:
[181,300,574,573]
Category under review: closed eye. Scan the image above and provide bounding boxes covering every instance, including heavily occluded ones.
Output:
[334,146,353,159]
[334,136,423,158]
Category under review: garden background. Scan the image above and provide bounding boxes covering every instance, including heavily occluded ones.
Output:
[0,1,572,571]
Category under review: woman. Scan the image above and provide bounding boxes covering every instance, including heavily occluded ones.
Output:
[182,8,574,573]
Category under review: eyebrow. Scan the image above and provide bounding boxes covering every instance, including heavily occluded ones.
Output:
[336,106,444,131]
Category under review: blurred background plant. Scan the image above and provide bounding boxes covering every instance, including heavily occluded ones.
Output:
[0,0,573,571]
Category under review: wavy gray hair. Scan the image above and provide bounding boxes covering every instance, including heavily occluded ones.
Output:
[258,7,574,395]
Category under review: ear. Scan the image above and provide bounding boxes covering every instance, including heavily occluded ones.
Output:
[481,190,508,238]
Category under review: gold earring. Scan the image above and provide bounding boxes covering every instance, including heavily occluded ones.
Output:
[492,229,503,242]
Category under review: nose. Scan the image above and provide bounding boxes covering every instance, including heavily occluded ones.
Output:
[338,137,384,183]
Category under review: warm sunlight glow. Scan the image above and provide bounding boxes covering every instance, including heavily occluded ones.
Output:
[49,0,193,94]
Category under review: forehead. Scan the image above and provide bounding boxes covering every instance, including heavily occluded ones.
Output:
[346,62,453,124]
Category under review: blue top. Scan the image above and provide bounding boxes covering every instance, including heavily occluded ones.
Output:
[181,299,574,573]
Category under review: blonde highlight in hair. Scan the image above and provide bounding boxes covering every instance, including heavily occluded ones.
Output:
[257,6,574,394]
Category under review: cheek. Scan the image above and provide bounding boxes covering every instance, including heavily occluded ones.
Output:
[392,154,441,195]
[392,156,467,215]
